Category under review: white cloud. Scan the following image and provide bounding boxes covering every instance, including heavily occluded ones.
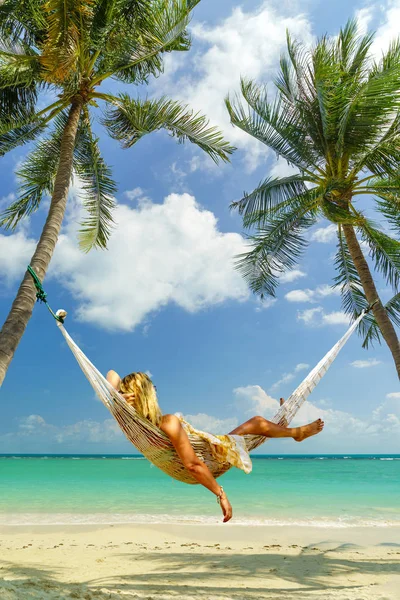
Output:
[355,7,374,36]
[316,284,340,298]
[270,372,295,391]
[285,284,340,303]
[386,392,400,399]
[169,161,188,189]
[279,269,306,283]
[362,0,400,58]
[310,224,337,243]
[182,413,238,434]
[234,385,280,419]
[350,358,382,369]
[0,414,123,449]
[269,158,300,179]
[295,363,309,372]
[0,190,250,332]
[297,306,350,327]
[322,311,351,326]
[297,306,324,324]
[55,418,122,444]
[269,362,310,392]
[48,192,249,330]
[19,414,51,432]
[254,296,277,312]
[0,231,36,286]
[156,2,313,171]
[0,192,16,210]
[369,394,400,434]
[124,187,147,202]
[286,289,315,303]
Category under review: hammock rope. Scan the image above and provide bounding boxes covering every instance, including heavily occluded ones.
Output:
[28,265,367,485]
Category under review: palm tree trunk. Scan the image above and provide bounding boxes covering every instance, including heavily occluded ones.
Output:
[343,224,400,379]
[0,99,82,386]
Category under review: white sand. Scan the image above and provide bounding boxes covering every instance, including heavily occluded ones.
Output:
[0,524,399,599]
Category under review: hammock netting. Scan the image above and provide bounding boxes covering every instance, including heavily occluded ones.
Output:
[55,311,365,484]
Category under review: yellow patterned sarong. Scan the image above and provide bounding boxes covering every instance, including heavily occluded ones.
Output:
[175,413,252,474]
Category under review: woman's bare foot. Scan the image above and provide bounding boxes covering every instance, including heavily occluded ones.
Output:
[293,419,324,442]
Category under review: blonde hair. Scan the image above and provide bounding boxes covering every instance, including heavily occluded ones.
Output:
[119,372,162,427]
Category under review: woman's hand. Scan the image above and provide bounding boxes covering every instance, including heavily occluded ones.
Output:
[220,494,232,523]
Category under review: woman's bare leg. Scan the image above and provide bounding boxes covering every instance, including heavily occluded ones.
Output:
[229,398,324,442]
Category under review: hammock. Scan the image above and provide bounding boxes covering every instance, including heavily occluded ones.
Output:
[54,309,365,484]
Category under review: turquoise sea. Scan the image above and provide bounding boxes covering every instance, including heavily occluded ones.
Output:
[1,455,399,527]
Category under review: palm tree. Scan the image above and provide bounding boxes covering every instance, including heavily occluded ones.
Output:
[0,0,234,385]
[225,20,400,378]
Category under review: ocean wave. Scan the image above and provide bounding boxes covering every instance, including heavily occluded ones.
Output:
[0,513,399,528]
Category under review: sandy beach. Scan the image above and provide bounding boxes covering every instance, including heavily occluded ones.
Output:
[0,524,399,599]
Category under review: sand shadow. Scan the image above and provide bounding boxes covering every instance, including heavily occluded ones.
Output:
[1,545,399,599]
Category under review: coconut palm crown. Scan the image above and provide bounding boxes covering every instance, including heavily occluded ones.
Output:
[226,20,400,377]
[0,0,234,385]
[0,0,233,248]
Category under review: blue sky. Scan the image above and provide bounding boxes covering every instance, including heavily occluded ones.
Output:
[0,0,399,455]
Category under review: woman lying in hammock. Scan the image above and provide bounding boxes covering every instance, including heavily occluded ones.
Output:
[106,370,324,523]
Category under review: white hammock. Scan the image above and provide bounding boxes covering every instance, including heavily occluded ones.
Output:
[54,310,365,484]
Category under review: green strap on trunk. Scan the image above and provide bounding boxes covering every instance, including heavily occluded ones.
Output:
[27,265,65,323]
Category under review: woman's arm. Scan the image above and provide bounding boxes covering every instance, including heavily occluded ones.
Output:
[106,370,121,391]
[160,414,232,522]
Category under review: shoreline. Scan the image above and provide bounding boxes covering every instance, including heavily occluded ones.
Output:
[1,523,399,599]
[0,515,399,528]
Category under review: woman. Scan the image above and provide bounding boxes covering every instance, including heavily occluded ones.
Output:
[106,370,324,523]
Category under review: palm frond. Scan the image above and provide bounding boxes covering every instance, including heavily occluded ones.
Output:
[90,0,124,51]
[362,292,400,348]
[320,199,359,224]
[41,0,93,82]
[0,0,46,45]
[356,137,400,177]
[365,177,400,236]
[0,111,70,228]
[235,190,320,297]
[337,19,373,74]
[230,174,308,221]
[102,94,234,163]
[360,220,400,289]
[0,116,46,156]
[0,39,41,84]
[374,197,400,237]
[94,0,196,84]
[333,225,376,340]
[226,79,321,173]
[274,52,298,104]
[0,85,38,123]
[74,114,117,251]
[339,40,400,161]
[0,36,42,119]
